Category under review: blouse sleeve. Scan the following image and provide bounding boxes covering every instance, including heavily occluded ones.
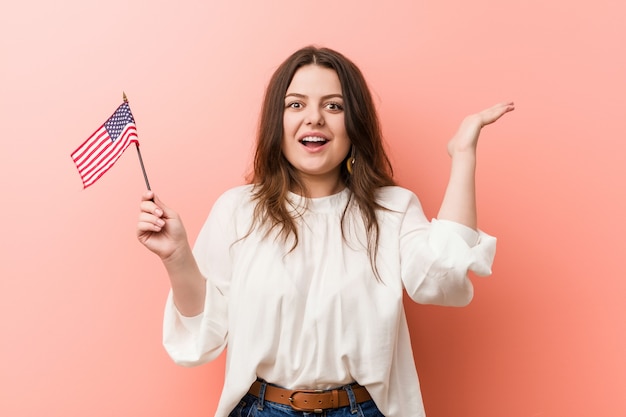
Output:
[162,189,241,366]
[398,191,497,307]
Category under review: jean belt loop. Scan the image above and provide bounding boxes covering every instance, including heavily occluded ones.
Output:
[344,384,358,414]
[256,379,267,410]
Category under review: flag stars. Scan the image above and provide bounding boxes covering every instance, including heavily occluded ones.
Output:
[105,103,135,142]
[71,101,139,188]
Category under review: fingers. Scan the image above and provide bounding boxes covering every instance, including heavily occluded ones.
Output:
[138,211,166,233]
[138,191,167,233]
[496,101,515,116]
[496,101,515,113]
[141,190,154,201]
[479,101,515,126]
[140,190,165,215]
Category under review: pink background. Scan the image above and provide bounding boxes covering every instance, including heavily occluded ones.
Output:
[1,1,625,416]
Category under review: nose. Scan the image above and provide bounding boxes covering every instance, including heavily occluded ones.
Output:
[305,106,325,126]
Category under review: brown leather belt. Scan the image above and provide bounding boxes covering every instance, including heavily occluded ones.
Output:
[248,380,372,412]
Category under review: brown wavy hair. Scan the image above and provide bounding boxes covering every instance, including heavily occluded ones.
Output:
[249,46,395,275]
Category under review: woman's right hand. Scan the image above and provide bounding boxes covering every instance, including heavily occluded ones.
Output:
[137,191,189,261]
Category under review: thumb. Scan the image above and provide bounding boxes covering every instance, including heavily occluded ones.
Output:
[149,192,178,220]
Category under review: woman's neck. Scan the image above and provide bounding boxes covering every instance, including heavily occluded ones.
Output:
[292,175,345,198]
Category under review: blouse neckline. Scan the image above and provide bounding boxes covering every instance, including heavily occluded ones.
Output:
[287,187,351,214]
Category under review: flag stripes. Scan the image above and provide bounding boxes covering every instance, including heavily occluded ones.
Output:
[71,102,139,188]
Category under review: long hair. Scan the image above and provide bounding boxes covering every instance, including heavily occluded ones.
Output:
[250,46,395,276]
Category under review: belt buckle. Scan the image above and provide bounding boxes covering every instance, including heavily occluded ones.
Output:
[289,389,326,413]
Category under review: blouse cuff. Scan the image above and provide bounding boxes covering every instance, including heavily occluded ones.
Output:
[175,306,204,330]
[432,219,480,246]
[163,291,203,335]
[430,218,497,277]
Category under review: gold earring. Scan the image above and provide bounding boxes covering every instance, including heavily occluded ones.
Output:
[346,148,356,174]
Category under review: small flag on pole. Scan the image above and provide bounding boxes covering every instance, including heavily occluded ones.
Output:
[71,99,139,188]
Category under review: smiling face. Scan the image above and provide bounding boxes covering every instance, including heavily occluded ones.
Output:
[282,64,352,197]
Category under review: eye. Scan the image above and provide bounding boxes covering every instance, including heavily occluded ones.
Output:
[286,101,303,109]
[325,102,344,112]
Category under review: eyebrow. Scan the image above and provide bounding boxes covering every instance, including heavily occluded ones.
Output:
[284,93,344,100]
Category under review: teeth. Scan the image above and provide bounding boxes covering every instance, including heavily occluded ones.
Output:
[301,136,327,143]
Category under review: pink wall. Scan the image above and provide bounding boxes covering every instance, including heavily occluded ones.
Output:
[1,1,624,416]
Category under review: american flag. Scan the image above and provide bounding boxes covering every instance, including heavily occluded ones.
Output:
[71,102,139,188]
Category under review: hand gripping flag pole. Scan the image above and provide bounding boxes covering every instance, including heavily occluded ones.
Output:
[71,93,151,190]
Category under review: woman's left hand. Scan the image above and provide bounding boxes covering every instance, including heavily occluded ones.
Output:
[447,101,515,157]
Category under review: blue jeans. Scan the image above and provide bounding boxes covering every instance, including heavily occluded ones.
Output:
[229,383,385,417]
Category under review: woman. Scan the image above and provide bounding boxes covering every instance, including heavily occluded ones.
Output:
[137,46,514,416]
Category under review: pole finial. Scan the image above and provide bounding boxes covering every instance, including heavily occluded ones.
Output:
[123,92,128,103]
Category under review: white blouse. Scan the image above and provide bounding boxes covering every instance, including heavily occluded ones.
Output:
[162,185,496,417]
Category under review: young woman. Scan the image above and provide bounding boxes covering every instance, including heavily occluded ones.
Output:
[137,46,514,416]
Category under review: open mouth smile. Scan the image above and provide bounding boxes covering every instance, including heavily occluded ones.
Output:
[299,136,329,148]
